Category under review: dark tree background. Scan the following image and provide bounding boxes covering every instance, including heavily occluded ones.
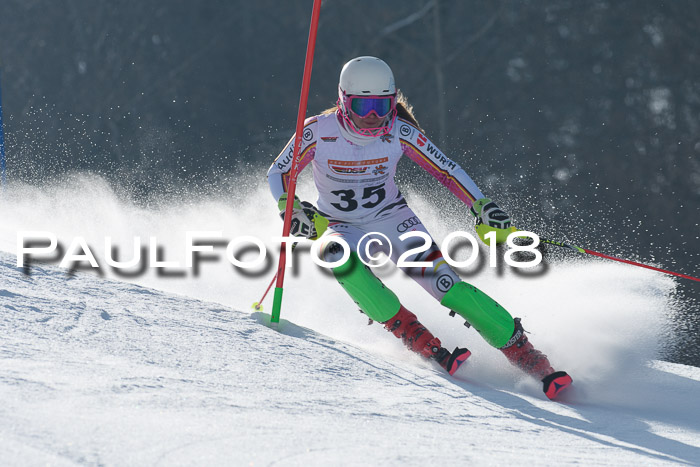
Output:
[1,0,698,364]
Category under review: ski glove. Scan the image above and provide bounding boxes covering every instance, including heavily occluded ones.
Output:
[278,194,329,240]
[470,197,517,245]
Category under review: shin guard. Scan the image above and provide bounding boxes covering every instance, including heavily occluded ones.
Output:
[331,251,400,323]
[440,282,515,348]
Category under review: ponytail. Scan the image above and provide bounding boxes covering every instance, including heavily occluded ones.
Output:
[395,90,423,132]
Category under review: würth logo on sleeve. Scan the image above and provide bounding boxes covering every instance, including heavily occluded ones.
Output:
[321,136,338,142]
[417,134,427,147]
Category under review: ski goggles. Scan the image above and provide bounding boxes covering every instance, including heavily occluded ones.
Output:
[347,95,396,118]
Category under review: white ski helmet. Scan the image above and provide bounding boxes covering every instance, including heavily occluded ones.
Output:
[339,56,396,97]
[337,56,397,137]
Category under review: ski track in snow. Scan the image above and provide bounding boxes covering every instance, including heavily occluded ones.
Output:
[0,177,699,465]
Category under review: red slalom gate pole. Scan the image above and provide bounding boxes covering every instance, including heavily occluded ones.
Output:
[540,238,700,283]
[270,0,323,326]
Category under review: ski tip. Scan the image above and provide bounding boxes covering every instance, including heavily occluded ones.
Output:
[447,347,471,376]
[542,371,573,400]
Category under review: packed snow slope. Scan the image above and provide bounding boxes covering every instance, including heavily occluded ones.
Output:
[2,254,700,466]
[1,175,699,465]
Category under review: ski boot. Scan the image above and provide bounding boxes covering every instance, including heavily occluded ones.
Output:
[383,305,471,376]
[500,318,572,400]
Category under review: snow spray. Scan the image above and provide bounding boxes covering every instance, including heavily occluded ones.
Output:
[0,67,7,190]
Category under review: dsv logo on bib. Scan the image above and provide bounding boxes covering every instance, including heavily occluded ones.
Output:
[396,216,422,232]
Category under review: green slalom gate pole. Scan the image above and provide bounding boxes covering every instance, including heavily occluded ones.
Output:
[271,0,323,326]
[540,237,700,283]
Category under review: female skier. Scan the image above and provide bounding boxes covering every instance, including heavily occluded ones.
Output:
[267,56,572,399]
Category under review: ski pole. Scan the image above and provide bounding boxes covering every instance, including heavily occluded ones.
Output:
[271,0,323,326]
[253,243,298,312]
[254,215,328,312]
[539,237,700,283]
[252,270,278,312]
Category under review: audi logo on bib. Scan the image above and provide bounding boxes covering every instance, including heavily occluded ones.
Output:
[396,216,422,232]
